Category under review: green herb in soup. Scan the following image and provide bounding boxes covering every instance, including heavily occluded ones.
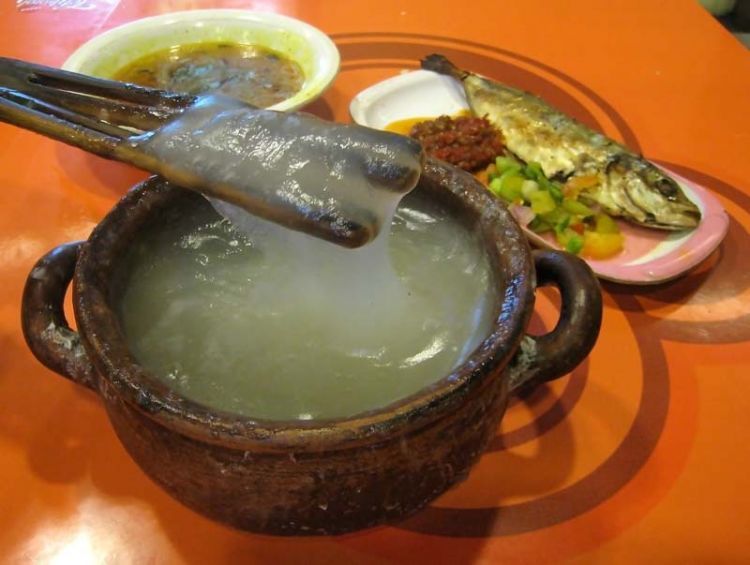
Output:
[113,42,305,108]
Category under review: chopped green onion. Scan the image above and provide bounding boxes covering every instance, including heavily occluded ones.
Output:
[491,170,523,202]
[483,151,621,258]
[528,216,553,233]
[555,214,571,233]
[495,155,520,173]
[565,234,584,254]
[529,190,556,214]
[523,161,544,181]
[521,179,539,200]
[547,183,564,204]
[540,207,569,226]
[488,177,504,197]
[562,198,595,217]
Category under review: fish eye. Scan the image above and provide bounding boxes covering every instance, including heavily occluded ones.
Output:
[655,178,679,199]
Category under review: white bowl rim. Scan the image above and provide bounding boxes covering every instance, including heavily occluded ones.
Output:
[62,8,340,112]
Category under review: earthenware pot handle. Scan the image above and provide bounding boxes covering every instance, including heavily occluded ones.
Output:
[21,241,97,391]
[508,250,602,393]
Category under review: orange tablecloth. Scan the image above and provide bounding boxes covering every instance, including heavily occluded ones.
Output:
[1,1,749,562]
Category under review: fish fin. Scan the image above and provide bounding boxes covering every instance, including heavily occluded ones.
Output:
[421,54,468,81]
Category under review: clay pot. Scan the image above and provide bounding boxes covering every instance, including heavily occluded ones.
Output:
[22,158,602,535]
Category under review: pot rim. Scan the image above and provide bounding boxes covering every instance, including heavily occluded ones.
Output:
[73,158,535,452]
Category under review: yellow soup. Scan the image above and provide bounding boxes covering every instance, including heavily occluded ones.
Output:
[113,41,305,108]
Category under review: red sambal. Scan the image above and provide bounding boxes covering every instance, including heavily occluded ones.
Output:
[409,115,504,171]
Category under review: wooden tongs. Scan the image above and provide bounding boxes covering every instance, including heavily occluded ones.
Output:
[0,57,422,247]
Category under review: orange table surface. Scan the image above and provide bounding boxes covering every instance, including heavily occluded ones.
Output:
[1,1,749,563]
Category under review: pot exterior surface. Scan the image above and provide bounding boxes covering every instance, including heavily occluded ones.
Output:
[100,374,509,534]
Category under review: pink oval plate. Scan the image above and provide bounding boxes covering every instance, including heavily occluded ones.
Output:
[349,70,729,285]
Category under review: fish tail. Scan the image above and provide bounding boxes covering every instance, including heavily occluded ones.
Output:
[421,54,467,81]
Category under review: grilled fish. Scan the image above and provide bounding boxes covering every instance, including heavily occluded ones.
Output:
[421,54,701,230]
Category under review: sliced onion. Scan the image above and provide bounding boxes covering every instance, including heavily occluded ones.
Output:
[509,203,536,227]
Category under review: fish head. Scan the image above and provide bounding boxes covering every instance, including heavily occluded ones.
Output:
[606,154,701,230]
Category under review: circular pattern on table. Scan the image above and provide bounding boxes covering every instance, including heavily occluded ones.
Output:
[330,31,703,538]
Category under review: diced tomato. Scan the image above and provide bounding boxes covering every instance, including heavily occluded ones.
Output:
[583,231,624,259]
[565,174,600,190]
[475,168,490,186]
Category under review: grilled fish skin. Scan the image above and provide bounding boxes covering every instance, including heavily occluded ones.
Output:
[421,54,701,230]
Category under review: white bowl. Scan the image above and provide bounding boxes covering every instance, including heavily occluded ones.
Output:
[349,69,468,128]
[63,9,340,112]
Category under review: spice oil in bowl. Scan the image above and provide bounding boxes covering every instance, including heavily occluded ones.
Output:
[112,41,304,108]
